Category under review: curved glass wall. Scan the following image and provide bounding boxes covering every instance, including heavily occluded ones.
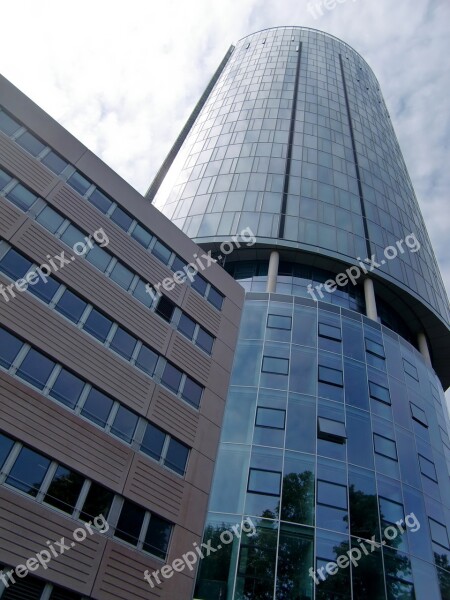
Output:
[194,295,450,600]
[156,26,449,329]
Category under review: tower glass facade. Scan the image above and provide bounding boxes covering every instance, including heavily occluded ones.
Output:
[154,27,450,600]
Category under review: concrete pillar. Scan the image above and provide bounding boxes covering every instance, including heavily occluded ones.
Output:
[266,251,280,293]
[417,332,432,367]
[363,277,378,321]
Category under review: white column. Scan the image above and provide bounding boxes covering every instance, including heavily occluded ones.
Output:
[266,251,280,293]
[417,332,432,366]
[363,277,378,321]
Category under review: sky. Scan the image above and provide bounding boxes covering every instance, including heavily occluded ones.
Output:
[0,0,449,378]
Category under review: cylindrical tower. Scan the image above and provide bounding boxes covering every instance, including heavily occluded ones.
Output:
[153,26,450,600]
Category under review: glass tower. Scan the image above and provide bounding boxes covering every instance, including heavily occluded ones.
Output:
[152,27,450,600]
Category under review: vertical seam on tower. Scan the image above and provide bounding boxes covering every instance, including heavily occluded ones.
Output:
[278,42,302,238]
[339,53,372,257]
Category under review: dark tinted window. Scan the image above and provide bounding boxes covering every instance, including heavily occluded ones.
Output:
[178,314,196,339]
[418,454,437,481]
[262,356,289,375]
[248,468,281,495]
[208,287,224,310]
[83,308,113,342]
[196,328,214,354]
[318,417,346,442]
[135,345,159,376]
[41,150,68,175]
[44,465,84,513]
[155,296,175,322]
[403,359,418,381]
[369,381,390,404]
[161,363,182,393]
[374,434,397,460]
[429,518,449,548]
[28,274,60,303]
[191,274,207,295]
[131,224,153,248]
[256,407,286,429]
[172,256,187,272]
[132,279,154,308]
[165,439,189,475]
[0,248,32,279]
[110,206,133,231]
[115,500,145,545]
[16,131,45,156]
[0,168,12,190]
[6,183,37,210]
[110,327,137,360]
[36,205,65,233]
[81,388,114,427]
[0,328,24,368]
[141,423,166,460]
[109,262,134,290]
[0,111,21,135]
[152,240,172,264]
[0,433,14,468]
[319,322,342,340]
[16,349,55,389]
[110,406,138,443]
[182,377,202,408]
[267,314,292,330]
[317,480,347,509]
[6,447,50,496]
[143,515,172,559]
[67,171,91,195]
[49,368,85,409]
[410,403,428,426]
[85,245,111,272]
[318,365,343,386]
[55,289,87,323]
[88,188,113,213]
[79,482,114,522]
[365,338,385,357]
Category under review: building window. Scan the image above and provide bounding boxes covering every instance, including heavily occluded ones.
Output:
[49,368,85,409]
[0,110,21,135]
[141,423,166,461]
[248,469,282,496]
[131,223,153,248]
[16,349,56,390]
[80,388,114,428]
[110,406,139,443]
[110,206,134,232]
[369,381,391,404]
[403,358,418,381]
[109,327,137,361]
[255,407,286,429]
[83,308,113,343]
[88,188,113,213]
[152,240,172,265]
[161,363,183,393]
[418,454,437,482]
[55,290,87,323]
[165,439,189,476]
[5,447,51,497]
[318,365,343,387]
[67,171,91,196]
[429,518,450,549]
[0,328,24,369]
[135,345,158,376]
[410,403,428,427]
[0,433,14,469]
[41,150,68,175]
[115,500,146,545]
[267,314,292,330]
[79,482,114,522]
[317,417,346,443]
[207,287,224,310]
[262,356,289,375]
[44,466,84,514]
[155,296,176,322]
[16,131,45,156]
[0,248,32,279]
[318,322,341,341]
[35,205,66,233]
[317,480,347,509]
[365,338,385,358]
[373,433,397,460]
[143,515,172,559]
[109,262,134,290]
[6,183,38,211]
[181,376,203,408]
[178,314,196,339]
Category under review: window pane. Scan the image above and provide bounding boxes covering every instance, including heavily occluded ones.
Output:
[141,423,166,460]
[318,365,343,386]
[143,515,172,559]
[85,245,111,272]
[88,188,113,213]
[317,480,347,509]
[115,500,145,545]
[135,345,158,376]
[410,403,427,426]
[262,355,289,375]
[178,314,196,339]
[0,111,21,135]
[369,381,390,404]
[109,327,137,360]
[16,348,55,389]
[208,287,224,310]
[374,434,397,460]
[248,469,281,495]
[152,240,171,264]
[0,433,14,469]
[79,482,114,522]
[49,368,85,409]
[131,224,153,248]
[403,359,418,381]
[16,131,45,156]
[44,465,84,513]
[161,363,182,393]
[67,171,91,195]
[6,447,50,496]
[172,256,187,272]
[318,417,346,441]
[81,388,114,427]
[83,308,113,342]
[319,322,342,340]
[165,439,189,475]
[110,406,138,443]
[256,407,286,429]
[191,274,207,295]
[132,279,154,308]
[0,329,24,368]
[0,248,32,279]
[55,289,87,323]
[365,338,385,357]
[36,206,65,233]
[267,314,292,330]
[155,296,175,322]
[60,224,85,247]
[182,376,202,408]
[6,183,37,211]
[0,168,12,190]
[41,150,68,175]
[28,274,60,303]
[429,519,449,548]
[196,328,214,354]
[109,262,134,290]
[418,454,437,481]
[110,206,133,231]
